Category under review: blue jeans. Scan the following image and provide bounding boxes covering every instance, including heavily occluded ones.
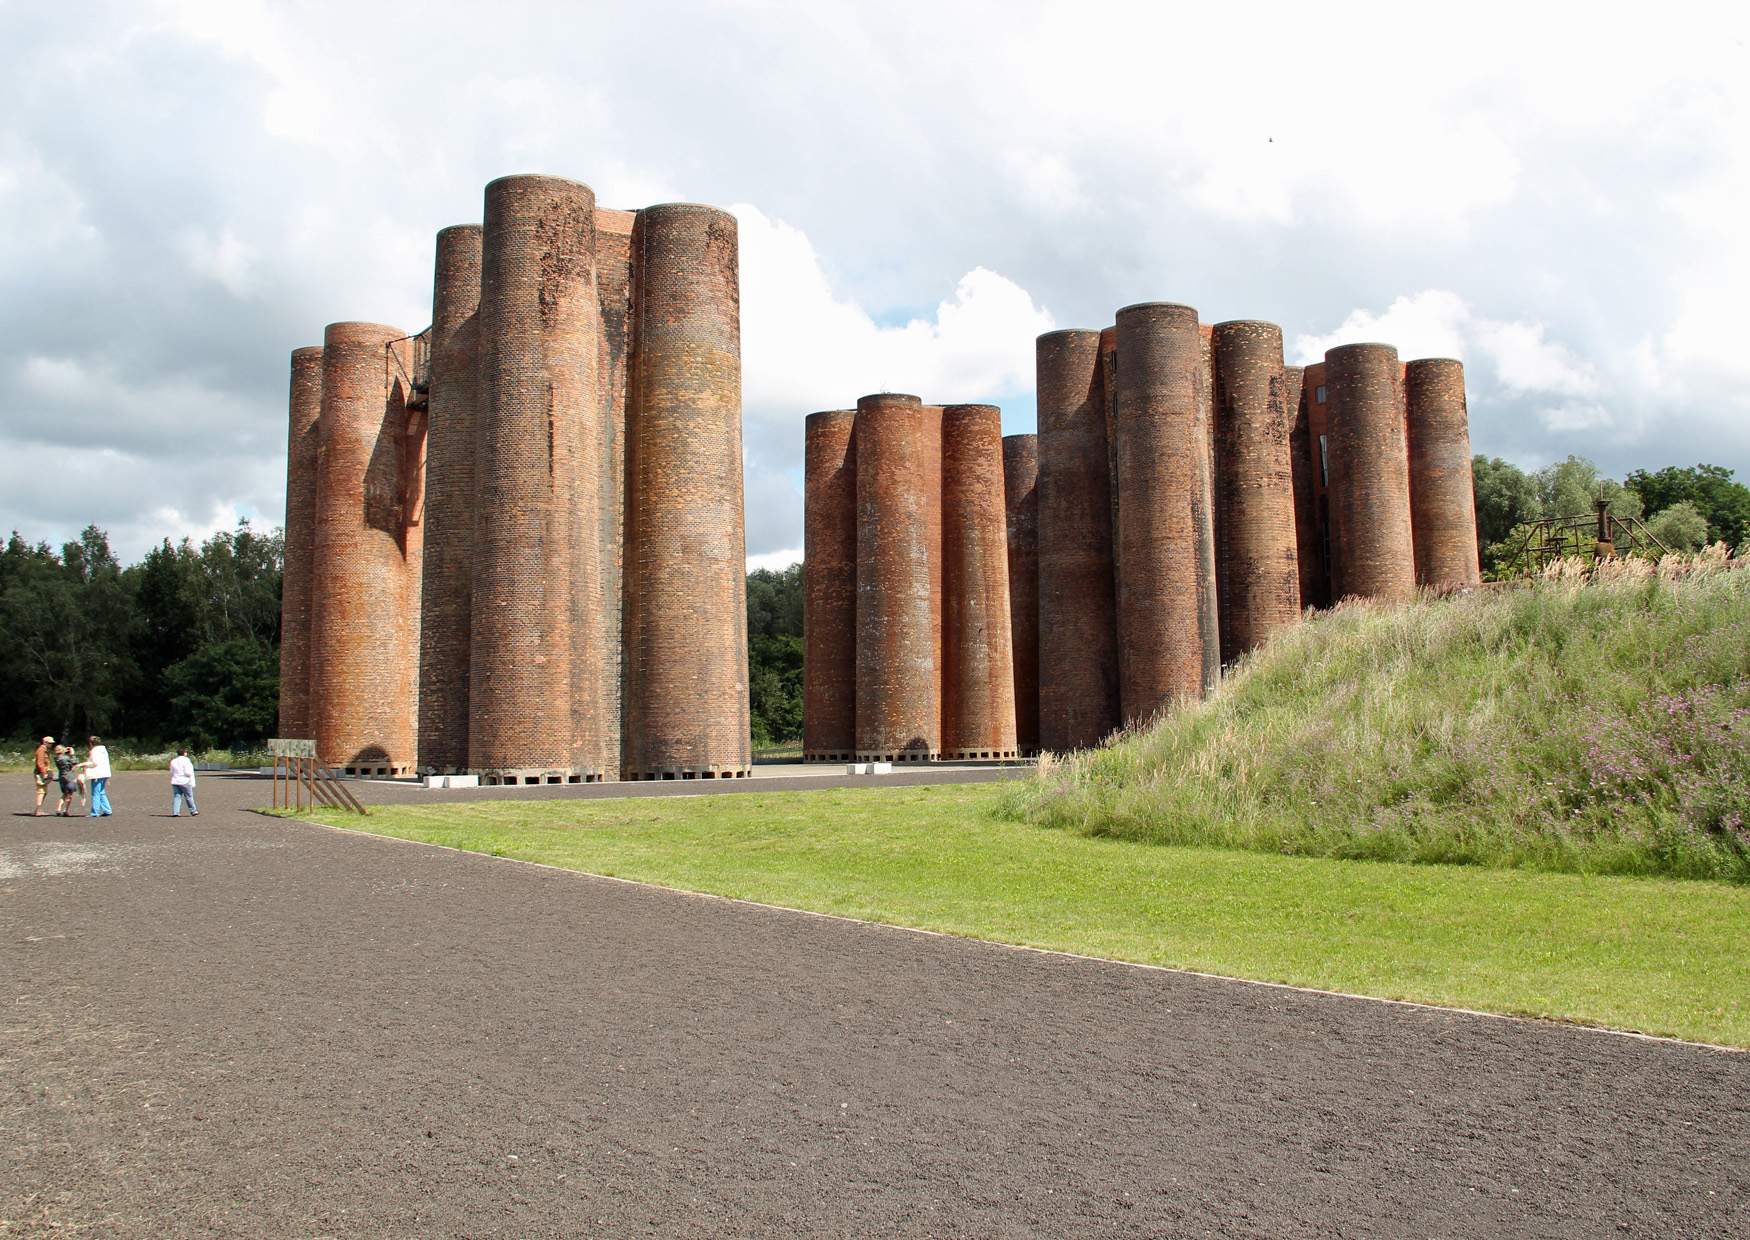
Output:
[172,785,197,815]
[88,777,111,816]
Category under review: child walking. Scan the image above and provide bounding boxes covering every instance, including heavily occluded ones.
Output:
[169,748,198,817]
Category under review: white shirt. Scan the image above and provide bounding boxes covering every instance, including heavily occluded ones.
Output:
[170,755,196,786]
[86,745,111,781]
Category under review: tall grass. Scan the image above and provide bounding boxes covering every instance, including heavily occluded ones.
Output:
[1006,552,1750,882]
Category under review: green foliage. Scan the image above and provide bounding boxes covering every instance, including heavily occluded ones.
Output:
[0,520,282,746]
[746,564,803,747]
[1644,500,1710,553]
[164,637,280,750]
[1626,463,1750,550]
[1471,455,1542,556]
[1014,562,1750,883]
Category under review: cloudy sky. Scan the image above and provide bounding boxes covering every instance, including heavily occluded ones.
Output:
[3,0,1747,567]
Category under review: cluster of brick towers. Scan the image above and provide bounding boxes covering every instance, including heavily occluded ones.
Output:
[803,399,1019,762]
[279,174,751,783]
[803,304,1479,759]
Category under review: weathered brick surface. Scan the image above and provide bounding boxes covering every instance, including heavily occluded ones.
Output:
[1405,359,1482,591]
[278,345,323,740]
[309,322,422,775]
[922,405,946,748]
[1036,330,1119,752]
[1285,363,1329,609]
[1212,321,1300,661]
[595,208,636,778]
[471,174,601,783]
[1325,343,1416,602]
[623,204,751,779]
[1099,326,1121,546]
[416,225,481,773]
[1112,303,1205,725]
[803,409,857,761]
[855,394,939,759]
[941,404,1017,759]
[1001,433,1040,756]
[1194,324,1221,696]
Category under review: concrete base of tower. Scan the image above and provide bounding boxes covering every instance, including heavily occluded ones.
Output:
[854,750,941,763]
[624,766,753,781]
[474,768,605,786]
[803,750,854,762]
[941,748,1021,761]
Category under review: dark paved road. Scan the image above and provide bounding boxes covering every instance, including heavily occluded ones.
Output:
[4,772,1745,1238]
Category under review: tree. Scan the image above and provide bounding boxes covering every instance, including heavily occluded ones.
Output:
[745,564,803,746]
[164,638,279,750]
[1534,455,1642,521]
[1645,500,1710,553]
[1472,456,1542,569]
[1625,464,1750,550]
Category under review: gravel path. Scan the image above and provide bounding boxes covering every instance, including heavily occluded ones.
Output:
[4,773,1745,1238]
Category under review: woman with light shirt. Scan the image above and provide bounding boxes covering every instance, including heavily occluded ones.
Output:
[169,748,198,817]
[81,736,112,817]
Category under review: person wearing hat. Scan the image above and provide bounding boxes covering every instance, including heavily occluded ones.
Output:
[31,735,54,816]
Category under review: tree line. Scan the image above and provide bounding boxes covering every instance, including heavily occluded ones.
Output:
[3,460,1744,751]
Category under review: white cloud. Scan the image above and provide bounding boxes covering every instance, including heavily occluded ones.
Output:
[747,548,800,573]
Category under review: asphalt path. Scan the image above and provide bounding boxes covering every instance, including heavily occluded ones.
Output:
[4,772,1745,1237]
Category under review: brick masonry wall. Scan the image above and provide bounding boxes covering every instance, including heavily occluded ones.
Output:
[1325,343,1416,603]
[278,345,323,739]
[416,224,482,773]
[1212,320,1301,661]
[1036,330,1119,751]
[1099,326,1121,548]
[1194,324,1221,696]
[804,409,857,760]
[595,207,636,778]
[623,204,751,779]
[941,404,1017,759]
[921,405,945,749]
[1405,358,1482,590]
[309,322,421,774]
[471,174,600,782]
[1112,303,1206,725]
[1001,433,1040,756]
[855,393,939,759]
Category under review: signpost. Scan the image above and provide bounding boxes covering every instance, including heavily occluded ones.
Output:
[269,739,368,815]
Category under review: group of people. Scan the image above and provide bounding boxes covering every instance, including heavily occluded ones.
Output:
[30,737,199,818]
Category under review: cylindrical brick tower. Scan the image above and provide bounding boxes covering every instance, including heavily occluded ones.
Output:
[595,207,636,778]
[1286,363,1328,610]
[623,203,751,780]
[1036,330,1119,752]
[1002,433,1040,757]
[279,344,323,740]
[471,174,601,784]
[804,410,857,762]
[1112,303,1206,725]
[855,393,939,760]
[309,321,422,775]
[1325,343,1416,602]
[1212,321,1301,662]
[416,224,481,774]
[941,404,1017,760]
[1405,359,1481,592]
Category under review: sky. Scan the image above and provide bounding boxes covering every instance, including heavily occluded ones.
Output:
[3,0,1747,568]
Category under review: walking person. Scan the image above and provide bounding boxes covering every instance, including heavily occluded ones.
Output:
[169,748,198,817]
[31,735,55,815]
[54,745,78,816]
[81,736,113,817]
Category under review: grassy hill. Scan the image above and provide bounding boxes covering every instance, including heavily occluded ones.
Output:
[1009,554,1750,883]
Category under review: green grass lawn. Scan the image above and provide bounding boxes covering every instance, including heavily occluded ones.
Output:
[295,783,1750,1048]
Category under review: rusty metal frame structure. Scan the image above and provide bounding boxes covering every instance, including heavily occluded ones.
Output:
[1509,490,1670,575]
[271,753,370,815]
